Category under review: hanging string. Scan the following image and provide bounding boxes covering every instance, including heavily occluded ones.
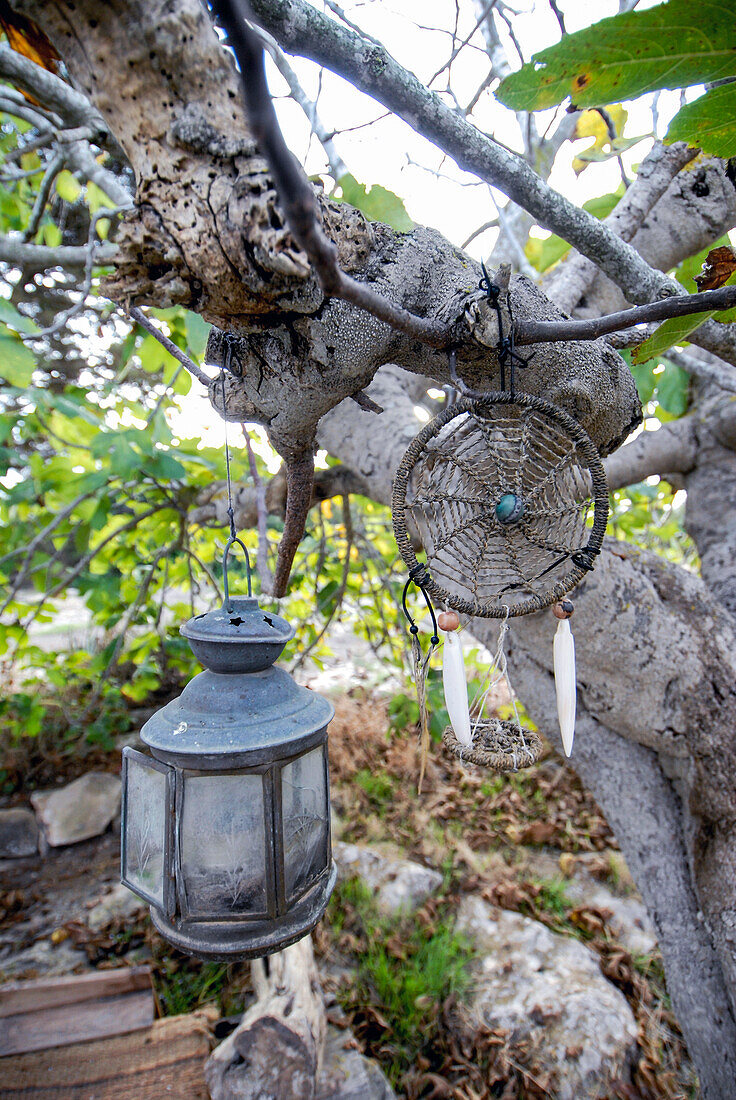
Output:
[401,566,440,792]
[221,369,237,543]
[459,606,528,769]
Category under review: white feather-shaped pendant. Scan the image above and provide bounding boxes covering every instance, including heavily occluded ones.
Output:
[553,618,576,757]
[442,630,472,747]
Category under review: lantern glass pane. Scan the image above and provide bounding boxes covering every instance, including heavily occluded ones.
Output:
[282,745,329,902]
[180,774,266,916]
[123,754,167,908]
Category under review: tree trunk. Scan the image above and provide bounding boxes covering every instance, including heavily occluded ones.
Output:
[320,374,736,1098]
[13,0,736,1093]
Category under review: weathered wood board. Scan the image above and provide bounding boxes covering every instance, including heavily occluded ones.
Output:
[0,1006,216,1099]
[0,966,154,1055]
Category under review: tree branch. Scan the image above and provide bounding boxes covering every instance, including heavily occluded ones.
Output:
[0,43,108,134]
[128,306,213,387]
[603,417,697,491]
[249,0,665,305]
[0,236,117,269]
[516,285,736,346]
[211,0,450,349]
[271,452,315,597]
[255,26,347,180]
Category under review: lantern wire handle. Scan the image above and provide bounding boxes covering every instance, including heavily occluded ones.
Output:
[222,535,253,610]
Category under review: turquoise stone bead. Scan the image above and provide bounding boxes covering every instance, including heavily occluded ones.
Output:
[495,492,524,525]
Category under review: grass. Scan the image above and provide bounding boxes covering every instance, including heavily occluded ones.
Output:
[329,878,476,1085]
[153,957,231,1016]
[354,767,397,811]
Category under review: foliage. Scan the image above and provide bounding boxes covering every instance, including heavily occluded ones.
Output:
[153,955,229,1016]
[0,0,712,771]
[496,0,736,158]
[330,877,474,1082]
[336,173,414,232]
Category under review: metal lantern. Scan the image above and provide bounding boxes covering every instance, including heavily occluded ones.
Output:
[120,539,336,960]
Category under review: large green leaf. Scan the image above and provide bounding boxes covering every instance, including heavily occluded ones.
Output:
[633,310,717,364]
[0,325,36,387]
[496,0,736,112]
[666,81,736,158]
[337,174,414,232]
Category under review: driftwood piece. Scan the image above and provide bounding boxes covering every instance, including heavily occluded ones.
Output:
[206,937,326,1100]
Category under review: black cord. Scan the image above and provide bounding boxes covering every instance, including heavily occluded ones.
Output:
[402,565,439,645]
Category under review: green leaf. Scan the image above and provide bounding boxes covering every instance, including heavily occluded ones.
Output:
[0,326,36,386]
[184,311,210,359]
[337,174,414,232]
[147,452,186,480]
[666,81,736,158]
[0,299,39,335]
[626,353,657,404]
[496,0,736,112]
[633,310,717,364]
[655,359,690,416]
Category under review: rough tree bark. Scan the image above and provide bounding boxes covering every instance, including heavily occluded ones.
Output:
[10,1,736,1096]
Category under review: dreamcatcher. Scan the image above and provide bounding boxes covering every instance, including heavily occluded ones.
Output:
[392,276,608,776]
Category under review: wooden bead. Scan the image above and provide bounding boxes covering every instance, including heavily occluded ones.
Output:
[552,599,574,620]
[438,610,460,631]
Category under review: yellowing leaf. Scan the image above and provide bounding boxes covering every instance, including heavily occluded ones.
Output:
[572,105,630,174]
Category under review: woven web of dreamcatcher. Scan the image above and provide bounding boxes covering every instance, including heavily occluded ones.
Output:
[404,401,596,613]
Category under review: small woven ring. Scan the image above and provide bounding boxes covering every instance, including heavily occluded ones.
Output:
[442,719,543,771]
[391,392,609,618]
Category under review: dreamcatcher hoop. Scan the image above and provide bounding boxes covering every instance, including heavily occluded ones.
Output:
[392,391,609,618]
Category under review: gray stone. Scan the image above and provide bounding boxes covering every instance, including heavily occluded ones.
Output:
[333,841,442,914]
[0,807,39,857]
[316,1025,397,1099]
[31,772,121,847]
[0,938,89,980]
[456,896,638,1100]
[87,883,147,931]
[565,880,657,957]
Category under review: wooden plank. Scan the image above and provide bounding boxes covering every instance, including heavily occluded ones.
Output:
[0,1008,216,1099]
[0,989,154,1056]
[0,966,152,1017]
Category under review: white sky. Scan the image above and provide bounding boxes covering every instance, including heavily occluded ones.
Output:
[171,0,693,455]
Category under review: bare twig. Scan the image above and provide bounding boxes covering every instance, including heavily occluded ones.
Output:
[211,0,450,349]
[247,0,673,305]
[255,26,347,180]
[128,306,213,386]
[23,207,126,341]
[515,285,736,346]
[0,237,117,268]
[21,154,64,242]
[548,0,566,35]
[461,217,499,249]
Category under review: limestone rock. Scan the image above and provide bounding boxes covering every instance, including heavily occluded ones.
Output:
[31,772,121,847]
[456,896,638,1100]
[0,807,39,858]
[87,883,147,931]
[333,841,442,914]
[566,880,657,957]
[316,1025,397,1099]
